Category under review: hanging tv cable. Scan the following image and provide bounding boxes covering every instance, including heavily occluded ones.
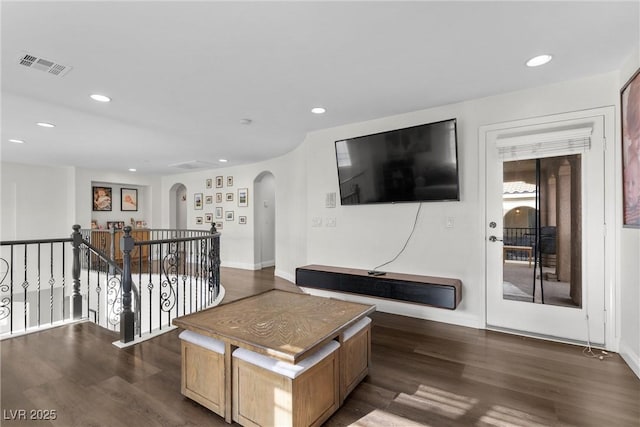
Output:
[369,203,423,275]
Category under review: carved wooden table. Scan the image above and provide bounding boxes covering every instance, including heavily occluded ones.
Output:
[173,289,375,423]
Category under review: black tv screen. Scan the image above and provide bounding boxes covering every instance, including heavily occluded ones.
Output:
[335,118,459,205]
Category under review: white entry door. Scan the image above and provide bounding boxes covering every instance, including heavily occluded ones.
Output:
[484,110,612,345]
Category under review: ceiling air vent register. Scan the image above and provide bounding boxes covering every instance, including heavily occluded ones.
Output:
[18,52,72,77]
[168,160,216,170]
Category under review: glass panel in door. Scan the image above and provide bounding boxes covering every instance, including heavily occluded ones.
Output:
[502,155,582,308]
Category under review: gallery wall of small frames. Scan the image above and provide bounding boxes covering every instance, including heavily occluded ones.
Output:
[194,176,249,227]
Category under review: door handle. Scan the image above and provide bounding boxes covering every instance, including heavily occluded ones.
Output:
[489,235,503,242]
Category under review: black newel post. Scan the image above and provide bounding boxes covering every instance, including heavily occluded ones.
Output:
[71,224,83,319]
[120,226,135,343]
[209,223,220,301]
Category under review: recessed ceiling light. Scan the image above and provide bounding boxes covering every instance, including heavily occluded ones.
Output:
[240,118,252,125]
[36,122,55,128]
[526,54,553,67]
[219,159,228,163]
[9,139,25,144]
[90,94,111,103]
[311,107,326,114]
[128,168,137,172]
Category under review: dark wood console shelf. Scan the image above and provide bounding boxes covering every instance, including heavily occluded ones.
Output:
[295,265,462,310]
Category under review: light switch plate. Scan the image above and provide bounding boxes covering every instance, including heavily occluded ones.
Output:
[446,217,454,228]
[325,192,336,208]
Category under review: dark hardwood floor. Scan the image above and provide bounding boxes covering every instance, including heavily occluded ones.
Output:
[2,267,639,426]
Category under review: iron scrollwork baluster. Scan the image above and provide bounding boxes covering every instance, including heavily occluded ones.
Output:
[160,242,178,315]
[107,274,122,327]
[22,245,29,330]
[0,258,10,321]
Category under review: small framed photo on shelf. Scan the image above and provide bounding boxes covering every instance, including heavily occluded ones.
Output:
[238,188,248,207]
[91,220,98,229]
[205,213,213,223]
[206,178,213,189]
[135,220,145,228]
[194,193,203,210]
[225,211,235,221]
[196,216,204,225]
[215,206,223,219]
[215,221,223,230]
[121,188,138,211]
[205,195,213,204]
[107,221,124,230]
[216,193,223,203]
[227,176,234,187]
[216,176,224,188]
[239,216,247,225]
[93,186,112,211]
[226,192,234,202]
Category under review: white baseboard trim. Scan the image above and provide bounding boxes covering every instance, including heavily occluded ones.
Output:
[0,318,88,341]
[299,287,481,329]
[113,325,178,349]
[221,261,261,270]
[486,324,599,349]
[275,269,295,284]
[220,261,277,271]
[619,341,640,380]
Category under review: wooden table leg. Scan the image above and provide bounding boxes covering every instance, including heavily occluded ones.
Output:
[224,342,234,424]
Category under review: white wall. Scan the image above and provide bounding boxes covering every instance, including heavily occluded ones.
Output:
[254,173,276,268]
[73,168,162,230]
[176,185,187,229]
[300,71,620,329]
[0,163,164,317]
[0,163,162,239]
[90,181,148,229]
[160,143,308,275]
[618,50,640,378]
[303,104,480,327]
[1,162,74,239]
[158,71,624,333]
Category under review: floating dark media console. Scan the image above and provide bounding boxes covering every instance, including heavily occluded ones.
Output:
[296,265,462,310]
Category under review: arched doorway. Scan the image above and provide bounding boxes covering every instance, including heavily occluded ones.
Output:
[169,183,187,230]
[253,172,275,269]
[504,206,536,228]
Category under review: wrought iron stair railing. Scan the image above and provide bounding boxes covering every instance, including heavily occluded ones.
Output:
[0,224,221,344]
[0,237,73,334]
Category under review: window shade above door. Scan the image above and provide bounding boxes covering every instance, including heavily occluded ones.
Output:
[496,126,592,161]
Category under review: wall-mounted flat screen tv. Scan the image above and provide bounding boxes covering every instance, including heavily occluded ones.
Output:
[335,118,460,205]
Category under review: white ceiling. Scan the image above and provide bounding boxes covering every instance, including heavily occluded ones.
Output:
[2,1,638,175]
